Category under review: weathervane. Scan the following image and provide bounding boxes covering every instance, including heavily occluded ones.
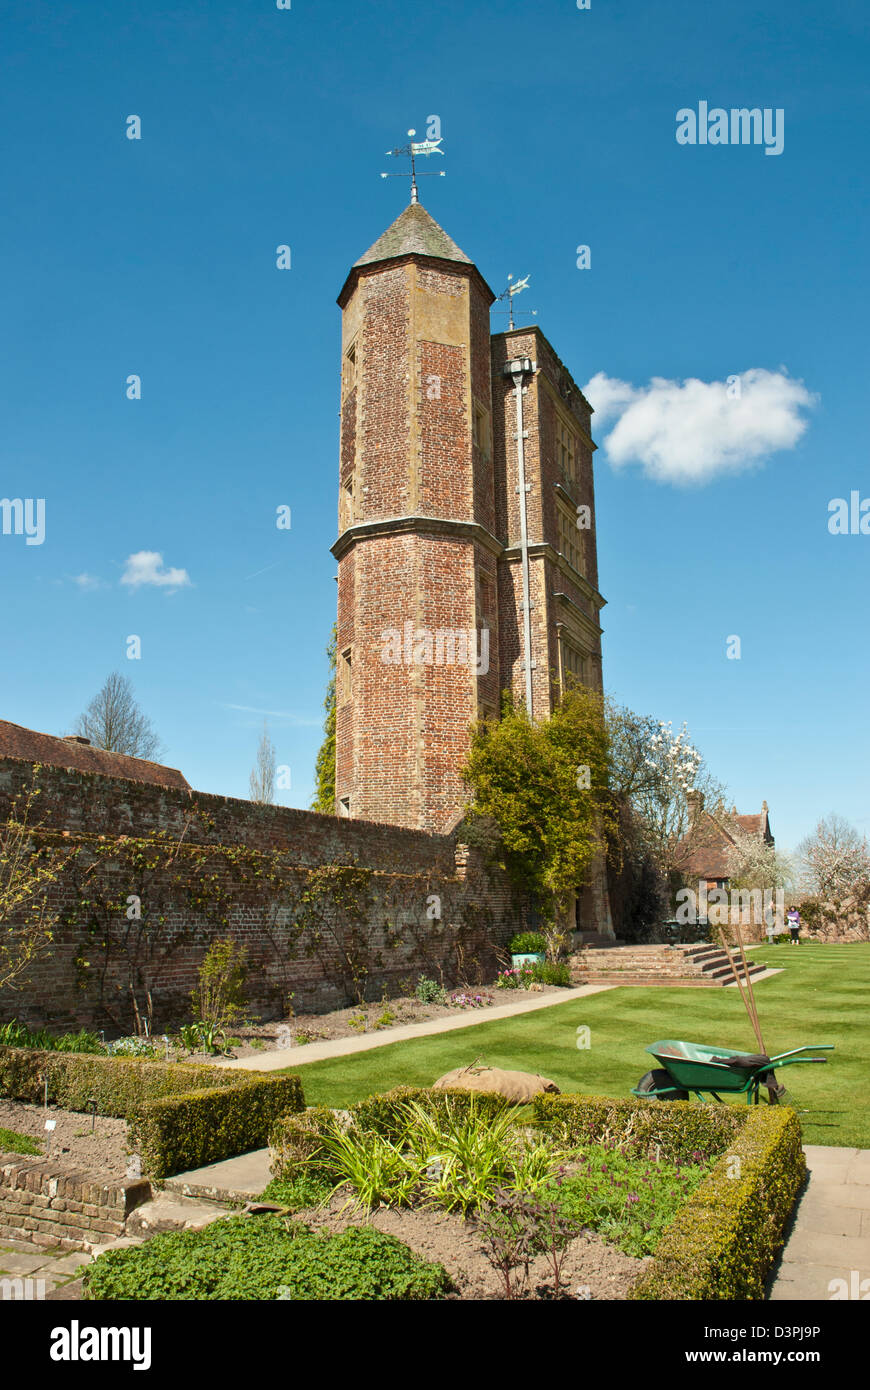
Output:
[493,274,536,330]
[381,128,445,205]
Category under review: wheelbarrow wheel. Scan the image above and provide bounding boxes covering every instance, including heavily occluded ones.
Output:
[636,1069,689,1101]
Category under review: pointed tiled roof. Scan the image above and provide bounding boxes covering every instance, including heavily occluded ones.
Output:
[354,203,473,269]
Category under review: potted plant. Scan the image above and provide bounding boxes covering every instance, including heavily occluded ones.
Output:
[509,931,547,969]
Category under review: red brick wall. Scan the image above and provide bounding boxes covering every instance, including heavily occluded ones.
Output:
[0,758,524,1032]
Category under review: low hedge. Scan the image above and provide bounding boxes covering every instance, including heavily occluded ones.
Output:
[0,1045,305,1179]
[132,1075,305,1180]
[532,1092,747,1163]
[0,1046,244,1116]
[628,1104,805,1300]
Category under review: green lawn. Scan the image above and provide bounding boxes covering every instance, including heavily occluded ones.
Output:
[283,943,870,1148]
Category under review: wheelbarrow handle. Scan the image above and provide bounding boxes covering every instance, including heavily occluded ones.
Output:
[774,1056,829,1068]
[769,1044,835,1062]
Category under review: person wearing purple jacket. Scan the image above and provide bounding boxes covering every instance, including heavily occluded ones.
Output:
[786,905,801,944]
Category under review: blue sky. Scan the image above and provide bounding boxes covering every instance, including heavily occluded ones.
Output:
[1,0,867,853]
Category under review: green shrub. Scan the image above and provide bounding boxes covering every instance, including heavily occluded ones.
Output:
[83,1214,452,1301]
[414,976,447,1005]
[529,960,571,986]
[509,932,547,954]
[629,1105,806,1300]
[131,1074,305,1180]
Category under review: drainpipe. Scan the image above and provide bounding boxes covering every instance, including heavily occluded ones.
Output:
[504,356,535,715]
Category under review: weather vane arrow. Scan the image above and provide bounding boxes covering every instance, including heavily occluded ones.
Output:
[381,128,446,204]
[494,274,536,330]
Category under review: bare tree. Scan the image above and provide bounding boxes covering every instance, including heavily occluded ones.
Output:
[249,721,276,804]
[75,672,163,759]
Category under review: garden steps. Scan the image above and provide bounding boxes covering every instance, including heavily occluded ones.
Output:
[570,943,766,988]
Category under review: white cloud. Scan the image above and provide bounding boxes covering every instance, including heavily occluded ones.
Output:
[582,368,816,484]
[72,572,103,591]
[121,551,191,591]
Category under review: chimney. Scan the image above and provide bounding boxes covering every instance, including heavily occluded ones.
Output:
[686,789,705,827]
[63,735,91,746]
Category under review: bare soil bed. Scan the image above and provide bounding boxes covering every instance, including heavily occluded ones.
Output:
[180,982,572,1063]
[295,1190,647,1299]
[0,1100,130,1181]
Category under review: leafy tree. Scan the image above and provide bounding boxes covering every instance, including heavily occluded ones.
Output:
[249,721,277,804]
[311,624,337,814]
[75,672,162,759]
[462,687,614,928]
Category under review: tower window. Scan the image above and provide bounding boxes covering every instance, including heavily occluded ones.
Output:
[556,420,576,483]
[344,342,357,394]
[557,499,583,574]
[472,405,491,460]
[339,647,352,704]
[562,642,587,688]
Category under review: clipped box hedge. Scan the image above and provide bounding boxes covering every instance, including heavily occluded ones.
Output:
[628,1104,805,1300]
[532,1091,747,1163]
[131,1074,305,1180]
[0,1045,305,1180]
[531,1091,804,1300]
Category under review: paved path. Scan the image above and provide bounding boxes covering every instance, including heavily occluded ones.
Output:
[768,1145,870,1300]
[0,1238,90,1296]
[214,984,615,1072]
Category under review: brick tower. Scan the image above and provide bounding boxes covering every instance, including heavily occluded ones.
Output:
[332,200,612,934]
[333,202,500,833]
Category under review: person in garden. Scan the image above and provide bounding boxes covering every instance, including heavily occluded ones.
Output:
[786,905,801,944]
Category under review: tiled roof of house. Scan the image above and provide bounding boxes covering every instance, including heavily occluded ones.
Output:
[0,719,190,791]
[673,802,773,880]
[353,202,473,269]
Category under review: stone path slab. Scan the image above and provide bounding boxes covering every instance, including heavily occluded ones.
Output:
[213,984,615,1072]
[768,1146,870,1300]
[163,1148,272,1203]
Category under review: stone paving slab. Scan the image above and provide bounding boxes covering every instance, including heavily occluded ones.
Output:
[163,1148,272,1202]
[213,984,616,1072]
[768,1145,870,1301]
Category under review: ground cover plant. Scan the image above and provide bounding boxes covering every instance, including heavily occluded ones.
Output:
[545,1146,714,1256]
[83,1214,452,1301]
[0,1124,41,1155]
[280,942,868,1147]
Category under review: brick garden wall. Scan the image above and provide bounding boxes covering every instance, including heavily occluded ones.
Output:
[0,1154,150,1251]
[0,757,526,1033]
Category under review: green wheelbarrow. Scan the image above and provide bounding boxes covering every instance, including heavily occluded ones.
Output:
[632,1039,834,1105]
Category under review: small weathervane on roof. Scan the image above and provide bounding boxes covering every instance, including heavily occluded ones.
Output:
[381,128,446,205]
[493,274,537,330]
